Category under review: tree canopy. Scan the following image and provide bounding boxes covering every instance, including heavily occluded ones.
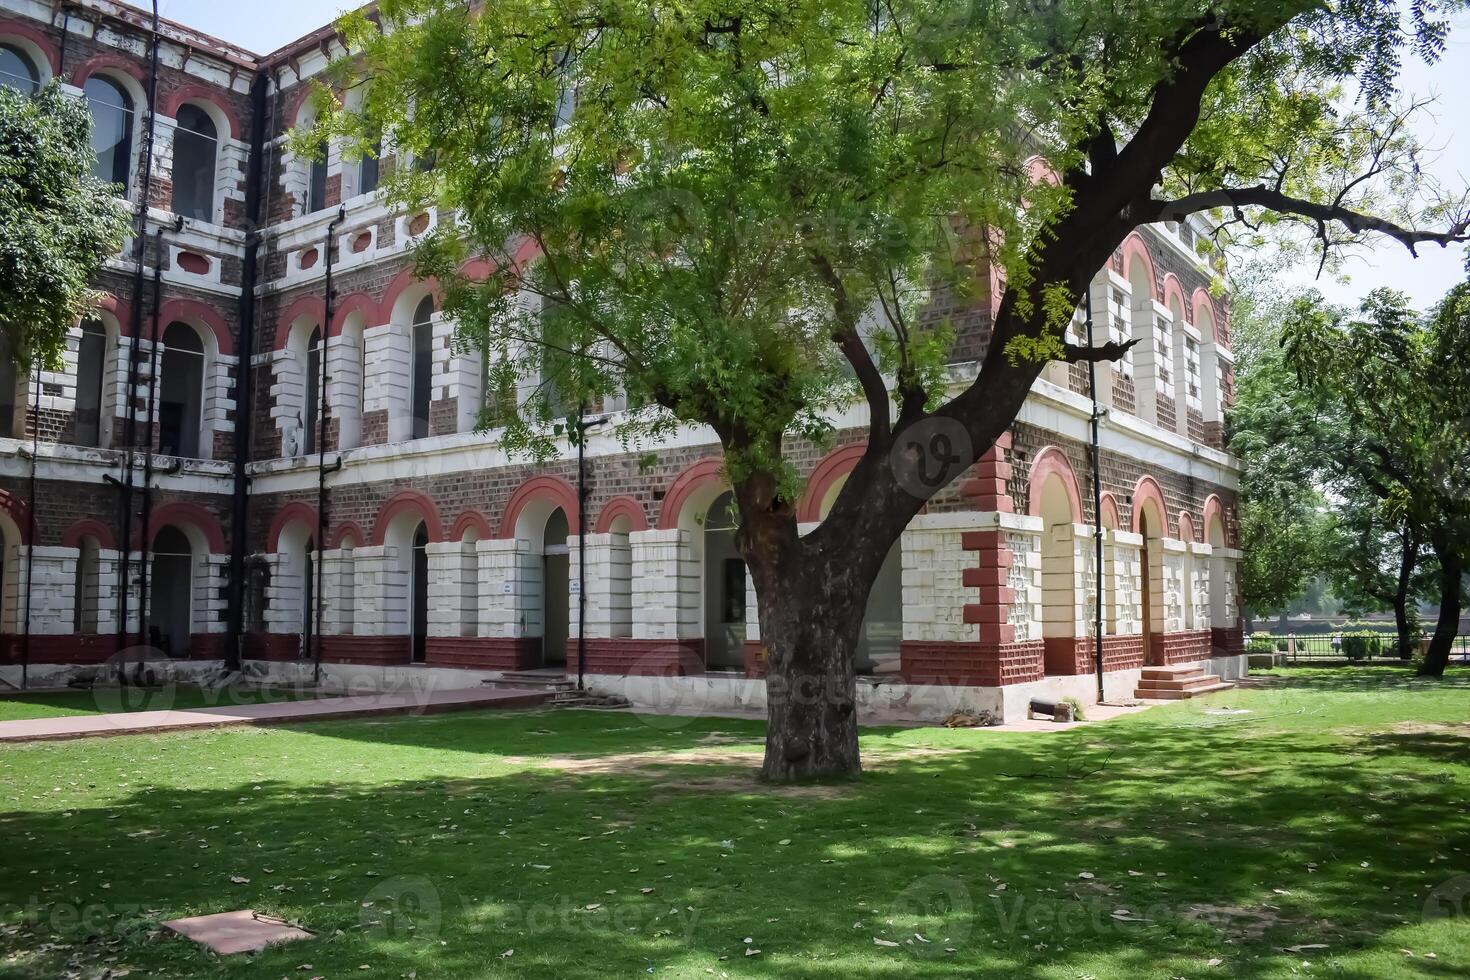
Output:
[0,85,129,371]
[308,0,1470,778]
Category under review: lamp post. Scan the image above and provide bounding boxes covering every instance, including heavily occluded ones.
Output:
[1084,288,1106,704]
[572,403,609,693]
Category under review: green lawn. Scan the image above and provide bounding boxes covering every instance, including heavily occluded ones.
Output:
[1,667,1467,978]
[0,685,328,721]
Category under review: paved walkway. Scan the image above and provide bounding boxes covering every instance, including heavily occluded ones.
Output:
[0,687,549,743]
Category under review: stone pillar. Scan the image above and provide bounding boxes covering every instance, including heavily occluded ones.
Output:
[1161,539,1188,635]
[363,323,412,444]
[320,548,354,635]
[23,547,77,635]
[478,538,534,639]
[569,533,617,640]
[268,347,307,456]
[425,541,467,638]
[630,529,698,641]
[351,545,399,636]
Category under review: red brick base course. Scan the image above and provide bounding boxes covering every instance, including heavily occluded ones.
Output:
[742,641,767,679]
[245,633,303,662]
[0,634,118,665]
[568,638,705,677]
[1042,635,1148,676]
[319,635,409,666]
[1158,629,1213,665]
[900,640,1045,687]
[425,637,541,671]
[1212,626,1245,658]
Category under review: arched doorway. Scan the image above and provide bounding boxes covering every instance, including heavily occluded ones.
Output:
[541,508,570,666]
[159,322,205,458]
[1039,473,1079,675]
[703,492,747,670]
[151,525,193,658]
[411,522,429,663]
[1138,505,1165,665]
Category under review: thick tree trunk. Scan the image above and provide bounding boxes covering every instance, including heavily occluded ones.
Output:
[756,574,869,782]
[1392,523,1418,660]
[1392,594,1415,660]
[1421,533,1463,678]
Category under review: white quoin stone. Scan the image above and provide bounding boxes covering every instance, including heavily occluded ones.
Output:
[629,529,698,641]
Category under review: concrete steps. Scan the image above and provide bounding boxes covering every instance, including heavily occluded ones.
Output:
[1133,665,1234,701]
[482,672,630,709]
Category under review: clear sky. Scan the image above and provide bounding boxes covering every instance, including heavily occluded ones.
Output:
[157,0,1469,310]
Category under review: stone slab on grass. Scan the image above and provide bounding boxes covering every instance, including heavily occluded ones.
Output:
[161,909,313,955]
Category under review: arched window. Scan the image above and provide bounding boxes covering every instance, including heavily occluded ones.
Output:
[411,297,434,439]
[303,327,323,455]
[158,322,205,458]
[172,104,218,221]
[83,76,134,191]
[0,43,39,93]
[73,536,101,634]
[151,525,193,658]
[75,320,108,447]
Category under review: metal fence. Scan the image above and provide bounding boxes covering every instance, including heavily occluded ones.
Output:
[1250,633,1470,664]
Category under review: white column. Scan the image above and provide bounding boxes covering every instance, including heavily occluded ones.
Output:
[20,548,77,635]
[326,331,364,450]
[351,545,399,636]
[1161,540,1188,634]
[1108,532,1145,637]
[197,553,228,634]
[1189,542,1213,632]
[201,353,237,460]
[320,548,354,635]
[363,323,412,443]
[630,529,698,640]
[268,348,307,456]
[425,541,465,638]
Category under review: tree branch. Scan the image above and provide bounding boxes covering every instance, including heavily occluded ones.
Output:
[1152,186,1470,255]
[1064,337,1141,363]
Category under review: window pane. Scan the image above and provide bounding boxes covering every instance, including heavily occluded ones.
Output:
[172,106,217,222]
[84,78,133,191]
[75,321,107,446]
[0,45,38,94]
[307,158,328,213]
[411,304,434,439]
[359,144,380,194]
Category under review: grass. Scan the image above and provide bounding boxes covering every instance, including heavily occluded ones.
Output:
[1,666,1468,978]
[0,685,328,722]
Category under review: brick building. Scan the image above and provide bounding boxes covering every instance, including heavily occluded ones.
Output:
[0,0,1245,719]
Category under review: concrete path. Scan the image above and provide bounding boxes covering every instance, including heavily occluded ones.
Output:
[0,687,549,744]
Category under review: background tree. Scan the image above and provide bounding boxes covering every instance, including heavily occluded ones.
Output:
[1286,285,1470,676]
[1324,487,1433,658]
[0,85,129,370]
[315,0,1470,779]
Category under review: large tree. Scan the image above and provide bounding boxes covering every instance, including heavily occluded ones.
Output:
[1286,285,1470,676]
[0,85,129,370]
[313,0,1470,779]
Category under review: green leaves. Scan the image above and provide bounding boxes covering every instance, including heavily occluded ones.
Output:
[0,85,129,371]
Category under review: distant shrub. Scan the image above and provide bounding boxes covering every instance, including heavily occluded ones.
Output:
[1339,631,1383,661]
[1247,632,1275,653]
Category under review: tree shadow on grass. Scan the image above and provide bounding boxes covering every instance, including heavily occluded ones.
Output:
[1,704,1468,979]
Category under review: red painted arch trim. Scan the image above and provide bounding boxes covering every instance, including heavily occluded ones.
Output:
[328,521,367,550]
[1099,491,1122,531]
[798,442,867,523]
[371,490,445,545]
[0,490,32,544]
[1177,510,1197,544]
[1118,234,1157,301]
[1027,446,1085,525]
[1191,288,1220,340]
[379,267,441,323]
[145,502,228,554]
[594,495,649,534]
[156,298,234,355]
[1202,494,1227,544]
[1161,273,1190,321]
[160,84,243,140]
[61,518,116,551]
[266,502,320,553]
[1130,476,1170,537]
[70,51,146,87]
[274,294,327,350]
[92,293,132,337]
[0,18,61,75]
[330,293,380,337]
[498,475,580,538]
[657,458,727,530]
[450,510,494,541]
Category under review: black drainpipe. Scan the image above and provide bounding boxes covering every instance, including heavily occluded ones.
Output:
[19,370,41,690]
[313,206,346,685]
[224,71,271,674]
[1084,288,1106,703]
[115,0,162,660]
[136,215,184,653]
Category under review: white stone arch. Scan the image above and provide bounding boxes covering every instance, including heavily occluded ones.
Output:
[1038,472,1079,672]
[457,524,480,638]
[0,508,23,634]
[0,35,53,88]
